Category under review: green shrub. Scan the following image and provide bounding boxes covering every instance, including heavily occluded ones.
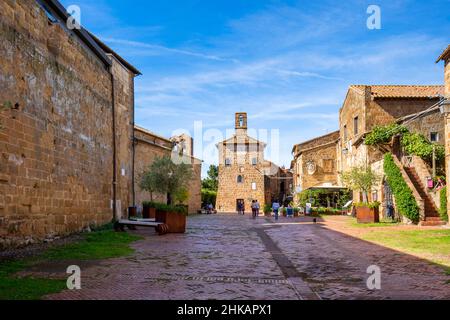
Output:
[440,187,448,222]
[353,201,381,209]
[402,132,445,162]
[142,201,159,208]
[142,202,187,215]
[383,153,419,223]
[201,189,217,206]
[263,204,272,214]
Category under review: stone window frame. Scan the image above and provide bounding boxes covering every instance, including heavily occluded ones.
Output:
[430,132,439,142]
[322,159,334,174]
[353,116,359,135]
[225,158,232,166]
[237,175,244,183]
[251,157,258,166]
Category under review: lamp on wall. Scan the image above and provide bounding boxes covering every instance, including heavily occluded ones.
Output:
[439,98,450,114]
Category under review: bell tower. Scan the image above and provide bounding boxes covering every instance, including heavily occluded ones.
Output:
[235,112,248,136]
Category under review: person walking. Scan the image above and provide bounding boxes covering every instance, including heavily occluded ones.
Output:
[287,204,294,218]
[272,200,280,221]
[255,200,260,218]
[251,200,257,219]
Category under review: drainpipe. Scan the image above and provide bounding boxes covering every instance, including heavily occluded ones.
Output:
[110,67,117,222]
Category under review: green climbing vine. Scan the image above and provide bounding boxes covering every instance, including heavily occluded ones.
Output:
[364,123,408,145]
[440,186,448,222]
[365,123,444,162]
[383,153,420,223]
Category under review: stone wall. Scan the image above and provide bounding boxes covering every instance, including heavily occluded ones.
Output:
[111,57,135,220]
[0,0,134,247]
[442,54,450,222]
[133,127,202,214]
[292,131,339,194]
[216,163,265,213]
[401,109,444,145]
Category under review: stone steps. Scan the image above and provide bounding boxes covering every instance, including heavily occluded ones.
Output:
[403,167,444,224]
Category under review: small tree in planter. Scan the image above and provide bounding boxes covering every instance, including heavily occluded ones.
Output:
[140,156,193,232]
[341,165,381,223]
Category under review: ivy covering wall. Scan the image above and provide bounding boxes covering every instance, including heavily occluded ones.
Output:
[440,186,448,222]
[383,153,420,223]
[365,124,445,163]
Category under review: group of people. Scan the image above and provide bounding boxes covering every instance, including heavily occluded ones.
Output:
[237,200,261,219]
[237,200,295,221]
[271,202,295,221]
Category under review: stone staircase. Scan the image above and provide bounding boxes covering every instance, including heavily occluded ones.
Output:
[403,167,446,226]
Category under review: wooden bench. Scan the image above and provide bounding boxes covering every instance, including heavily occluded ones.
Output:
[114,219,169,235]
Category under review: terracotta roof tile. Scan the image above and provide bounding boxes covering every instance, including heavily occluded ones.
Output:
[350,85,444,99]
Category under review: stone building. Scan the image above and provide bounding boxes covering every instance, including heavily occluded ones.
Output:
[0,0,144,247]
[216,113,292,213]
[437,45,450,224]
[291,131,341,198]
[133,126,202,214]
[337,85,444,221]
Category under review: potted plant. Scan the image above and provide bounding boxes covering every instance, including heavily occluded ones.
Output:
[142,201,157,219]
[293,207,300,217]
[341,165,381,224]
[140,156,193,232]
[353,202,381,223]
[263,204,272,216]
[155,203,187,233]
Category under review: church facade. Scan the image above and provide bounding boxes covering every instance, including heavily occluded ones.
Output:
[215,113,292,213]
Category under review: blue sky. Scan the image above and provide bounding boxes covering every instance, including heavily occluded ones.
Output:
[62,0,449,177]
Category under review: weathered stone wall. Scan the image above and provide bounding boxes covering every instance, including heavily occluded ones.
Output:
[366,98,440,132]
[0,0,134,247]
[111,57,135,220]
[445,58,450,97]
[216,163,265,213]
[443,56,450,221]
[402,109,444,145]
[292,131,339,194]
[133,127,202,214]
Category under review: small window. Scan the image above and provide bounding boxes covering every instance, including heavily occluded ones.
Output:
[372,191,378,202]
[237,175,243,183]
[252,158,257,166]
[322,159,334,173]
[225,158,231,166]
[430,132,439,142]
[354,116,359,135]
[251,182,257,190]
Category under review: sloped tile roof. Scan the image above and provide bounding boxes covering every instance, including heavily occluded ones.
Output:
[350,85,444,99]
[436,45,450,63]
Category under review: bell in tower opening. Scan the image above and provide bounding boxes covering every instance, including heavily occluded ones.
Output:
[235,112,248,130]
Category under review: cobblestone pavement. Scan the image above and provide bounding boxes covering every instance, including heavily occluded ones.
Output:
[37,214,449,300]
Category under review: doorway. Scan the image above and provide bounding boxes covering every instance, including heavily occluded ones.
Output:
[236,199,245,212]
